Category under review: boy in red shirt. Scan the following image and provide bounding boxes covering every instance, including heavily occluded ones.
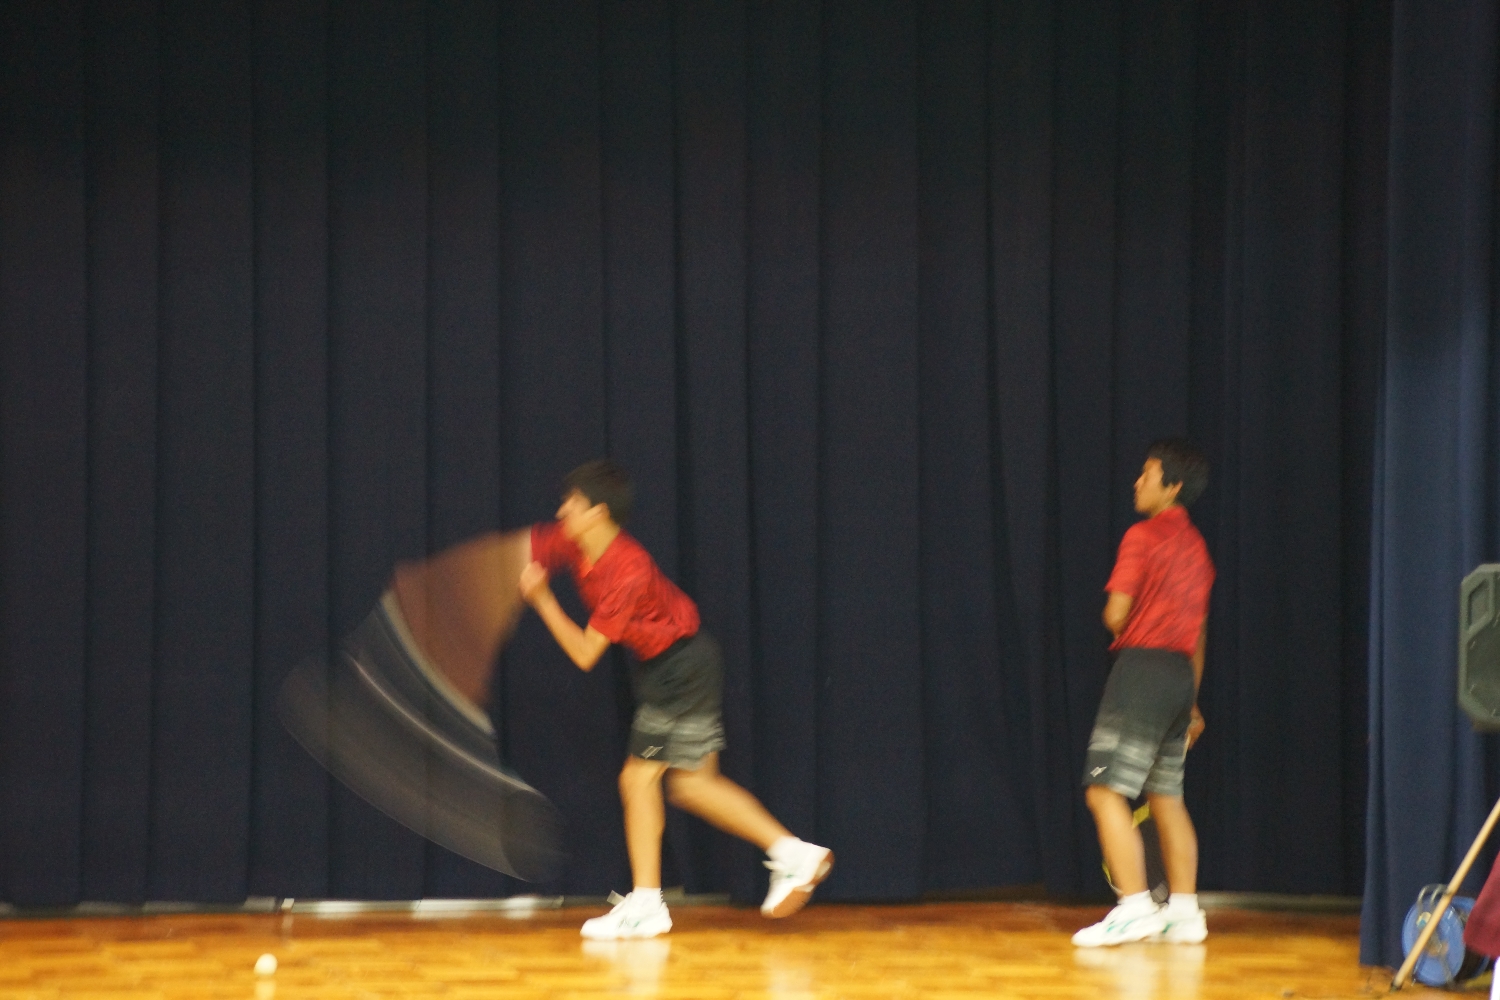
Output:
[1073,439,1215,947]
[520,460,833,939]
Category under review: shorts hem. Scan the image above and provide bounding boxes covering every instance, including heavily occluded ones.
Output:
[630,740,726,771]
[1139,781,1185,798]
[1082,774,1146,798]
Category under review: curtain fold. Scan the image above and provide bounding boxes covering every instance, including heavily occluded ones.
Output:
[1360,0,1500,968]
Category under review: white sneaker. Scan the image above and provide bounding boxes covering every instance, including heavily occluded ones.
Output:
[1071,901,1166,947]
[761,841,834,918]
[1153,907,1207,943]
[580,892,672,940]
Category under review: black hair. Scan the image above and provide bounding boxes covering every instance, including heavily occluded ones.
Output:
[1146,438,1209,507]
[563,459,634,525]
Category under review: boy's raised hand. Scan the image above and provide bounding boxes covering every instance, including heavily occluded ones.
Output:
[519,561,551,603]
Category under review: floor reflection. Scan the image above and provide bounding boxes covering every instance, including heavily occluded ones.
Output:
[1072,942,1207,999]
[762,943,817,999]
[581,937,672,994]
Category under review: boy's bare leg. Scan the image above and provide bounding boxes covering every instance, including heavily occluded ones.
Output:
[1145,792,1198,894]
[665,752,790,850]
[620,756,670,887]
[1085,784,1147,895]
[582,757,674,939]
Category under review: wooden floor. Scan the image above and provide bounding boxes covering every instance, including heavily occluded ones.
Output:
[0,901,1450,999]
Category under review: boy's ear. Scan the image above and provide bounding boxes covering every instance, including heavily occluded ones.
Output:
[1163,479,1184,503]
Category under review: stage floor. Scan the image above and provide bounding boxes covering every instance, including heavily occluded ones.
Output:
[0,900,1442,999]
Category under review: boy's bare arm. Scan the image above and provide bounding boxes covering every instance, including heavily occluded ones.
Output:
[519,562,611,670]
[1187,621,1207,748]
[1103,592,1134,637]
[1191,623,1206,692]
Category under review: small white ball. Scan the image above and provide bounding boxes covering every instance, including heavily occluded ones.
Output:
[254,953,278,976]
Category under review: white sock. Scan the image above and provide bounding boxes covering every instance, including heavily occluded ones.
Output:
[1118,890,1155,912]
[1167,892,1198,914]
[767,836,803,865]
[631,887,663,906]
[1492,964,1500,1000]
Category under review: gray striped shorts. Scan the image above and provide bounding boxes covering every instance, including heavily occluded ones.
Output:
[628,632,727,769]
[1082,647,1196,798]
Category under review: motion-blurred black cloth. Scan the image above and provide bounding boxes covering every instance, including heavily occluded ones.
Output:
[279,595,563,882]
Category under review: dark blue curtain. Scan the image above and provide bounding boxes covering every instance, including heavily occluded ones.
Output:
[1360,0,1500,968]
[1,0,1377,906]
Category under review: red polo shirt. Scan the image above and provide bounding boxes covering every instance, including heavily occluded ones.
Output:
[1105,505,1215,657]
[530,522,700,660]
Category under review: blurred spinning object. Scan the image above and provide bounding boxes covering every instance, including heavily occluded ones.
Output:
[278,530,564,882]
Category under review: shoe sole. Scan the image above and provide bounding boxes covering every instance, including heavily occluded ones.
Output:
[1072,916,1168,947]
[763,852,835,919]
[580,922,671,941]
[1072,927,1162,947]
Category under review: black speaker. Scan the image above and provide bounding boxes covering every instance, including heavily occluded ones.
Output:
[1459,564,1500,731]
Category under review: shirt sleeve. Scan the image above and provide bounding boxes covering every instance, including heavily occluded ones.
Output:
[1105,523,1150,596]
[530,522,575,573]
[586,565,646,643]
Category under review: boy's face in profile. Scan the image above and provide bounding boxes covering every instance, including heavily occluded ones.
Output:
[556,489,609,540]
[1133,457,1182,516]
